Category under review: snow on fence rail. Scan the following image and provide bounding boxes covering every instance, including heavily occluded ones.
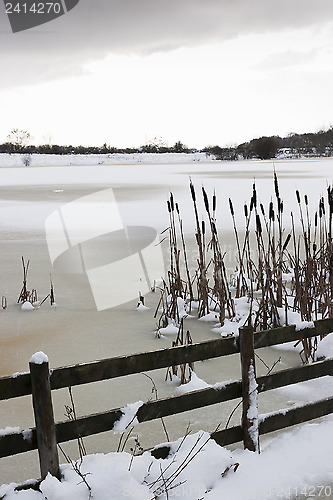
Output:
[0,318,333,481]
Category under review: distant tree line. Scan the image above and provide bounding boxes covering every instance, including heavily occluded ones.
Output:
[2,127,333,160]
[0,131,191,155]
[204,127,333,160]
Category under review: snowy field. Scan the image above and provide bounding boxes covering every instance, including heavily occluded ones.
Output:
[0,153,332,497]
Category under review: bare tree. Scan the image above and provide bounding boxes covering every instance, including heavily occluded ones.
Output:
[7,128,32,150]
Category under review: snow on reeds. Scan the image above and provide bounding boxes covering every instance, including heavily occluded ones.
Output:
[157,175,333,364]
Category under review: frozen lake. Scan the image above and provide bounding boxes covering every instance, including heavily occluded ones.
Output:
[0,155,333,485]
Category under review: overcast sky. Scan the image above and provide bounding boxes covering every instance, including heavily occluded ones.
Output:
[1,0,333,148]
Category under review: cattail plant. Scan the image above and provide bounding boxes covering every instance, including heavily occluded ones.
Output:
[17,256,32,303]
[190,180,210,317]
[165,320,194,384]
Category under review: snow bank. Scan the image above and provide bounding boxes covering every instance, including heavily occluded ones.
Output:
[0,152,211,169]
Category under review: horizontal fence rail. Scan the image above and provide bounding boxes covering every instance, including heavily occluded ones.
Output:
[1,317,333,401]
[0,318,332,482]
[0,357,332,459]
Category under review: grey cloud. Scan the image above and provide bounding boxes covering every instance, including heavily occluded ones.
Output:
[1,0,333,89]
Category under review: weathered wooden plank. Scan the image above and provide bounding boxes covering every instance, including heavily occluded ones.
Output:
[313,318,333,336]
[211,425,243,447]
[211,397,333,447]
[56,408,123,443]
[257,358,333,393]
[253,323,332,349]
[1,321,332,400]
[48,326,333,391]
[1,364,332,458]
[137,381,242,422]
[49,337,240,391]
[259,397,333,435]
[0,429,37,458]
[0,373,31,401]
[54,381,242,445]
[30,357,60,480]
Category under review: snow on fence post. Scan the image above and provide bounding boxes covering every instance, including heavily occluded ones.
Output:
[239,325,259,452]
[29,352,60,480]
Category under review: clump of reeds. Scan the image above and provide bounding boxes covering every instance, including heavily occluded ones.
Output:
[159,176,332,364]
[228,176,333,363]
[17,256,34,303]
[16,257,57,309]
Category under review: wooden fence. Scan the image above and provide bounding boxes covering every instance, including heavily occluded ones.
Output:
[0,318,333,481]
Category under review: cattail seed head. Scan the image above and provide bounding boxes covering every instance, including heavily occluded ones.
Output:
[202,187,209,213]
[190,181,196,202]
[327,185,333,212]
[256,214,262,237]
[252,182,257,208]
[170,193,174,211]
[269,201,275,222]
[274,172,279,199]
[283,233,291,251]
[229,198,234,217]
[296,190,300,204]
[244,203,248,218]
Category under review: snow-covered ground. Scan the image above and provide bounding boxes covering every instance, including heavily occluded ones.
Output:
[0,154,332,496]
[0,417,332,499]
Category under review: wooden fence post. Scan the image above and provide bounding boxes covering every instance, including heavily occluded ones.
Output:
[239,325,259,452]
[29,352,60,480]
